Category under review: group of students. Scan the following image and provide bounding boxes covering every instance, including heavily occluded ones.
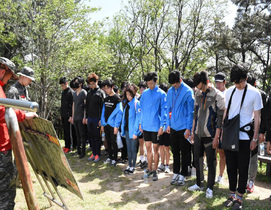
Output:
[60,65,271,210]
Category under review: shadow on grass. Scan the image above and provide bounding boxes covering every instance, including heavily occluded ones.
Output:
[64,148,271,209]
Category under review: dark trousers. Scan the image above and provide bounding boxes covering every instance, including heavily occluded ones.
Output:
[73,120,87,155]
[87,117,101,156]
[71,124,77,149]
[170,129,190,176]
[194,135,216,190]
[224,140,251,194]
[61,116,71,149]
[104,125,118,161]
[0,150,16,210]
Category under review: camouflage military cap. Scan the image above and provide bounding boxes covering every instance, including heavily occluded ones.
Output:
[0,57,18,80]
[18,66,35,81]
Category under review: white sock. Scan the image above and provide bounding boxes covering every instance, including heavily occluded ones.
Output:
[140,155,144,162]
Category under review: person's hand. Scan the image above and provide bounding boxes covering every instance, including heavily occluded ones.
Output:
[101,126,104,132]
[114,127,118,135]
[83,118,87,124]
[25,112,38,120]
[133,135,137,140]
[166,126,170,134]
[259,133,265,143]
[190,133,194,144]
[158,127,163,136]
[267,141,271,155]
[98,120,101,127]
[139,124,143,133]
[68,117,73,124]
[184,129,190,139]
[212,136,219,149]
[250,140,257,151]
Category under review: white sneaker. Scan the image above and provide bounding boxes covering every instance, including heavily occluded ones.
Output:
[191,167,196,177]
[170,173,179,185]
[104,158,111,164]
[157,164,165,172]
[177,174,185,186]
[165,165,170,173]
[216,175,223,184]
[206,188,213,198]
[188,184,204,191]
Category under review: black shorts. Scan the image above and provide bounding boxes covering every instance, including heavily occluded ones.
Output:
[143,130,159,144]
[138,132,144,139]
[159,133,170,146]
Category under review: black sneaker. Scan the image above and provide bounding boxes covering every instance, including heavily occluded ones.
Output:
[152,170,158,181]
[232,199,242,209]
[129,168,135,174]
[136,160,142,167]
[141,161,148,169]
[111,160,117,167]
[79,153,85,159]
[124,166,131,174]
[141,169,152,179]
[224,196,236,207]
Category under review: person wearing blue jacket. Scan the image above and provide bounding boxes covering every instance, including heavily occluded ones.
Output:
[166,70,194,186]
[139,72,167,181]
[121,85,141,174]
[101,79,123,166]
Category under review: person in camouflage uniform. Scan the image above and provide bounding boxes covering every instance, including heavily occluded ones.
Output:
[0,57,37,209]
[6,66,35,101]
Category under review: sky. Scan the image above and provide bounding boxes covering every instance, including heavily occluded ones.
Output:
[86,0,237,28]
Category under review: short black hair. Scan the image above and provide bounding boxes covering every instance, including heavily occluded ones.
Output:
[193,70,208,86]
[230,65,248,83]
[168,70,181,84]
[144,72,158,82]
[159,83,168,93]
[103,79,114,88]
[98,80,103,88]
[247,73,256,86]
[75,76,85,85]
[113,85,119,93]
[121,81,130,90]
[138,81,147,89]
[59,77,67,84]
[183,78,195,88]
[70,78,76,89]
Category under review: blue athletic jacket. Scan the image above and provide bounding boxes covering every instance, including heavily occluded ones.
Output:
[121,97,141,138]
[166,82,194,131]
[140,85,167,132]
[101,102,123,128]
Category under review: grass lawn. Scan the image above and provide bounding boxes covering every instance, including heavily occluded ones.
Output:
[15,141,271,209]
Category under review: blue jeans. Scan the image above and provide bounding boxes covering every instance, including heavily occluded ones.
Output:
[125,131,138,168]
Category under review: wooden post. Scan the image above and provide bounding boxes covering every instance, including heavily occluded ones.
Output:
[5,107,39,210]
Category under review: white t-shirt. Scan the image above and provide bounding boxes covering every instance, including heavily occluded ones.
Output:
[225,84,262,140]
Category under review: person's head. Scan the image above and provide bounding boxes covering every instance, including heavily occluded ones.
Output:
[18,67,35,87]
[138,81,147,94]
[130,83,138,94]
[214,72,226,92]
[144,72,158,90]
[159,83,168,93]
[123,85,136,102]
[230,64,248,90]
[113,85,119,94]
[121,81,130,92]
[0,57,18,85]
[168,70,182,89]
[74,76,84,90]
[59,77,69,90]
[247,73,256,87]
[103,79,115,95]
[86,73,99,90]
[193,70,209,91]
